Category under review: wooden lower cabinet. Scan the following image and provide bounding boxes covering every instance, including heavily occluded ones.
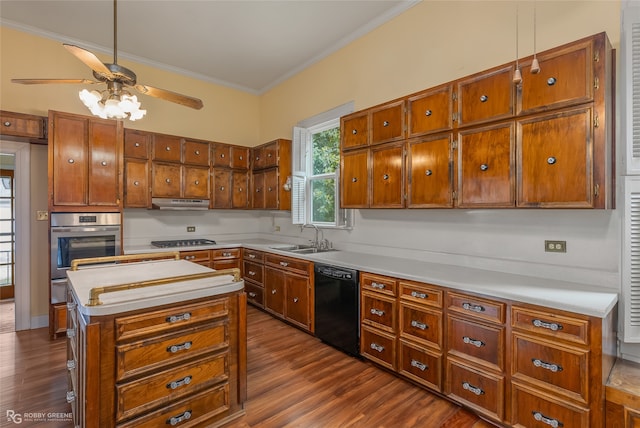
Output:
[242,248,265,308]
[358,270,616,427]
[67,290,246,427]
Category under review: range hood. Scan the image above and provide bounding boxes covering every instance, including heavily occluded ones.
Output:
[151,198,210,210]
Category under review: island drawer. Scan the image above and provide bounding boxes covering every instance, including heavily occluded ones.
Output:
[511,382,589,428]
[399,281,443,308]
[447,315,504,372]
[116,321,228,381]
[242,248,264,263]
[361,273,397,296]
[447,292,505,324]
[116,383,230,428]
[115,299,229,342]
[398,339,442,391]
[362,292,396,333]
[446,358,504,422]
[361,325,396,370]
[116,353,228,421]
[511,305,589,346]
[399,302,442,348]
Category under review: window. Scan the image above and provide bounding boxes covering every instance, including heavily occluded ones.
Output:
[292,103,353,228]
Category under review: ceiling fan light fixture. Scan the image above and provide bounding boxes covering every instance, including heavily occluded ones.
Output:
[78,88,146,121]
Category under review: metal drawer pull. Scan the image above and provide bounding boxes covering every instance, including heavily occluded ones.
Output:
[370,308,385,317]
[66,328,76,338]
[383,121,389,127]
[532,358,563,373]
[462,381,484,396]
[462,302,485,313]
[371,282,385,290]
[532,319,563,331]
[222,252,232,257]
[463,336,485,347]
[248,254,256,259]
[411,320,428,330]
[480,95,488,102]
[532,411,563,427]
[280,261,289,267]
[547,156,557,165]
[167,375,192,390]
[411,291,428,299]
[425,110,432,116]
[167,341,192,353]
[166,410,192,426]
[370,343,384,353]
[425,169,433,176]
[67,360,76,370]
[411,359,428,371]
[166,312,191,323]
[66,391,75,403]
[480,164,488,171]
[248,271,256,276]
[547,77,557,86]
[248,292,257,298]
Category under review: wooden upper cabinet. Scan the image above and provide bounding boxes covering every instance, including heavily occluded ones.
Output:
[341,111,369,150]
[212,168,232,208]
[212,143,231,167]
[0,110,45,139]
[231,146,249,170]
[518,36,595,115]
[152,134,182,162]
[517,106,593,208]
[263,168,279,210]
[407,85,453,138]
[457,65,515,127]
[371,142,405,208]
[232,171,249,208]
[252,141,280,170]
[124,129,150,159]
[151,162,181,198]
[341,149,369,208]
[88,121,120,206]
[124,158,149,208]
[251,171,265,209]
[371,100,405,146]
[183,166,209,199]
[407,135,453,208]
[183,140,209,166]
[457,121,515,208]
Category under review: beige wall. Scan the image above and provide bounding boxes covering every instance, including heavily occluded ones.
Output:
[29,144,48,318]
[259,0,621,141]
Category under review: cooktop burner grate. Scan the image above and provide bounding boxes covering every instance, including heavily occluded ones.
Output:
[151,239,217,248]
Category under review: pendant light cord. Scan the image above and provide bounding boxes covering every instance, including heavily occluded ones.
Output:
[113,0,118,64]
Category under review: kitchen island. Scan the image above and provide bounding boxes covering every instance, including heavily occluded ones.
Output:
[65,253,246,428]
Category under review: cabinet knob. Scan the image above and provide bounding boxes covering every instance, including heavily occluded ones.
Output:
[248,292,257,298]
[268,187,273,192]
[134,142,140,147]
[383,174,389,180]
[280,261,289,267]
[248,271,256,276]
[480,95,488,103]
[133,181,140,186]
[547,77,557,86]
[239,155,243,160]
[194,180,200,185]
[271,289,277,294]
[547,157,557,165]
[165,146,171,151]
[3,121,11,127]
[293,297,299,303]
[255,156,260,161]
[425,110,432,116]
[238,187,243,192]
[268,153,272,158]
[425,169,432,176]
[101,161,107,166]
[480,164,488,171]
[352,129,358,135]
[195,150,200,155]
[383,121,389,127]
[220,153,225,158]
[165,178,171,184]
[352,177,358,183]
[248,254,256,259]
[256,188,261,193]
[219,186,224,191]
[68,159,75,164]
[222,252,232,257]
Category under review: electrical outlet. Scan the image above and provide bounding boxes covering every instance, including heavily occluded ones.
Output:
[274,226,281,232]
[36,210,48,221]
[545,240,566,253]
[187,226,196,232]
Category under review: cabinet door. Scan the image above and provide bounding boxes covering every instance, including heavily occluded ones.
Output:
[264,267,285,317]
[183,140,209,166]
[88,120,120,206]
[341,111,369,150]
[152,163,181,197]
[371,100,405,145]
[232,171,249,208]
[152,134,182,162]
[407,135,453,208]
[457,65,514,127]
[517,107,593,207]
[212,144,231,167]
[124,129,150,159]
[0,110,45,138]
[341,149,369,208]
[261,142,279,169]
[231,146,249,170]
[371,143,405,208]
[408,85,453,138]
[457,121,515,208]
[212,169,232,208]
[183,166,209,199]
[252,171,265,209]
[51,113,88,206]
[264,169,279,209]
[285,273,310,330]
[124,159,150,208]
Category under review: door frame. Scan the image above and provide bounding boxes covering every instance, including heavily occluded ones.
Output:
[0,141,31,331]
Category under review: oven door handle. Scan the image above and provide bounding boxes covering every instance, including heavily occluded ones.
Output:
[51,226,121,233]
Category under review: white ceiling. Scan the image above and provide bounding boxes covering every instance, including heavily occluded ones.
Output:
[0,0,418,94]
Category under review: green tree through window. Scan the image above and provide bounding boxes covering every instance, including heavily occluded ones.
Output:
[310,127,340,223]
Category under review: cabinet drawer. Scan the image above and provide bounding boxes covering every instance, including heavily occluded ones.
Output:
[243,248,264,263]
[116,322,228,381]
[243,261,264,284]
[212,248,240,260]
[511,382,589,428]
[115,299,229,342]
[212,144,231,167]
[361,273,397,296]
[398,339,442,391]
[180,250,210,264]
[512,333,589,404]
[1,111,45,138]
[183,140,210,166]
[212,259,240,271]
[362,292,396,333]
[245,282,264,307]
[265,253,311,276]
[341,111,369,150]
[447,292,505,324]
[399,281,443,308]
[152,135,182,162]
[512,306,589,346]
[447,315,504,372]
[457,65,514,126]
[124,130,150,159]
[407,84,453,137]
[116,353,228,422]
[117,383,230,428]
[231,146,249,169]
[399,303,442,349]
[446,359,504,421]
[361,326,396,370]
[371,100,405,145]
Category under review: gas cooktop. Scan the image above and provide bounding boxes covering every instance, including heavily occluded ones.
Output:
[150,239,217,248]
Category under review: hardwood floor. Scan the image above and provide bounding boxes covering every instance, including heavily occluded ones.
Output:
[0,304,491,428]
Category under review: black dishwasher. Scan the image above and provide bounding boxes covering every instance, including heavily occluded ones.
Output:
[314,263,360,357]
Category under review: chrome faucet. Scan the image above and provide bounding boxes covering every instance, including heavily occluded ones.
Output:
[302,224,330,250]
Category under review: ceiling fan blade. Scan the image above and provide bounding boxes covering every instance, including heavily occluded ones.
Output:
[63,44,113,79]
[133,84,204,110]
[11,78,99,85]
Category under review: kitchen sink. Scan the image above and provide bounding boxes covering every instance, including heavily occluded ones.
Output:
[268,244,336,254]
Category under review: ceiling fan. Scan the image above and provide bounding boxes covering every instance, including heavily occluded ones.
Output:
[11,0,203,121]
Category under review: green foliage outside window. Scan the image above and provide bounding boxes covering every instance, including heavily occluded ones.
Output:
[311,127,340,223]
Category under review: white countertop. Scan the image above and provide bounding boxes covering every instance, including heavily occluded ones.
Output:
[67,259,244,316]
[126,239,618,318]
